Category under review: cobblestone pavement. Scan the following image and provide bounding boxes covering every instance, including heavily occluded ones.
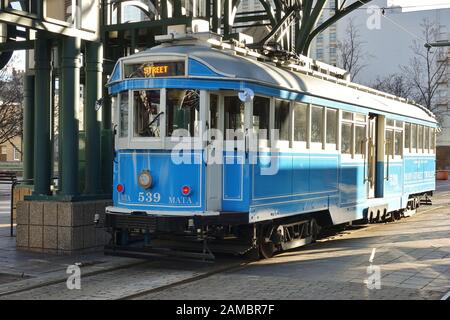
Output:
[1,183,450,299]
[135,184,450,300]
[0,259,241,300]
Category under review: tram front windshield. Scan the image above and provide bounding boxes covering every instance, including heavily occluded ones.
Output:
[133,89,200,138]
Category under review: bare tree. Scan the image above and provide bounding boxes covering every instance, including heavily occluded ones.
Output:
[0,58,24,146]
[337,18,370,81]
[372,73,413,100]
[400,19,448,117]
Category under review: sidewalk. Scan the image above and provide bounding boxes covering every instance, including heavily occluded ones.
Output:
[0,184,141,293]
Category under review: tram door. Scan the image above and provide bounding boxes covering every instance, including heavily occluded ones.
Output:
[205,93,222,211]
[367,115,377,198]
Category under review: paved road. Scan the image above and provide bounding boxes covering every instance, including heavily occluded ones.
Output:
[1,182,449,300]
[135,186,450,300]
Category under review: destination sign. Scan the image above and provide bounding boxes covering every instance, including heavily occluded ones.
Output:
[124,61,186,79]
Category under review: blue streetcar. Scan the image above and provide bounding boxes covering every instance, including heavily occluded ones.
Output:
[105,33,437,259]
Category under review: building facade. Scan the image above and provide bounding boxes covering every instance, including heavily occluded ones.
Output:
[0,136,22,162]
[310,0,339,65]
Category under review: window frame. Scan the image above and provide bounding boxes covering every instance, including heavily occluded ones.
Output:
[13,147,20,161]
[252,95,272,149]
[417,124,424,154]
[340,114,354,158]
[292,101,309,151]
[404,122,411,154]
[340,112,368,159]
[273,99,291,150]
[385,119,403,160]
[309,104,325,151]
[128,88,167,150]
[325,107,338,151]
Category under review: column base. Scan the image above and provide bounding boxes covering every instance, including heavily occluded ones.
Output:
[16,199,112,255]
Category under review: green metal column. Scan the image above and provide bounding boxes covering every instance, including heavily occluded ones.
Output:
[23,74,35,182]
[33,33,52,196]
[84,41,103,195]
[101,73,113,195]
[59,36,81,197]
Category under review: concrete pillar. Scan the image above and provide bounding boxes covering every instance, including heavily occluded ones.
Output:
[33,33,52,196]
[84,41,103,195]
[23,74,35,182]
[59,36,81,197]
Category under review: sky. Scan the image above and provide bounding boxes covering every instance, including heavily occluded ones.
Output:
[338,0,450,85]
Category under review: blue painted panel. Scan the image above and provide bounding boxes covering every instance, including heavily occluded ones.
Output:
[251,196,332,219]
[188,59,221,77]
[222,153,251,212]
[384,162,403,196]
[339,161,366,206]
[253,153,293,199]
[403,156,435,195]
[310,156,338,193]
[292,156,310,195]
[376,162,385,197]
[114,151,205,211]
[223,160,243,200]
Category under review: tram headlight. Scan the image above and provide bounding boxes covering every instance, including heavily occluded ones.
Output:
[138,170,153,189]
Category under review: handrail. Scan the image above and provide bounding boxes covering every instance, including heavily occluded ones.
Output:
[385,141,391,181]
[362,139,367,185]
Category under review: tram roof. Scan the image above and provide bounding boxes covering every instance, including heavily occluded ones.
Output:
[113,43,437,124]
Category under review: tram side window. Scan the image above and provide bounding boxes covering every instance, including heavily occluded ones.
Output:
[424,127,430,152]
[385,119,403,156]
[119,92,129,138]
[224,96,245,139]
[166,89,200,137]
[404,123,411,150]
[133,90,162,138]
[341,123,352,154]
[431,128,436,153]
[418,125,424,151]
[326,109,337,145]
[311,106,323,143]
[385,129,394,156]
[355,125,366,155]
[210,94,219,130]
[394,131,403,156]
[411,124,417,151]
[253,97,270,140]
[293,103,307,142]
[275,100,290,141]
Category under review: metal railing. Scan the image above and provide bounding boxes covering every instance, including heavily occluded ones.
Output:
[0,172,34,237]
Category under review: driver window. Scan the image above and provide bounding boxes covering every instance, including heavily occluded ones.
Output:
[224,96,245,140]
[133,90,162,138]
[166,89,200,137]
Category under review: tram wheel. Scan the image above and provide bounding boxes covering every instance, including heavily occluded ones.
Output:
[258,225,275,259]
[310,218,319,243]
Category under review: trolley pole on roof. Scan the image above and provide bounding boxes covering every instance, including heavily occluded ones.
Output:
[425,42,450,48]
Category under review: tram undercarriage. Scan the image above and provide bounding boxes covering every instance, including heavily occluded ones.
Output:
[104,212,323,261]
[104,192,432,261]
